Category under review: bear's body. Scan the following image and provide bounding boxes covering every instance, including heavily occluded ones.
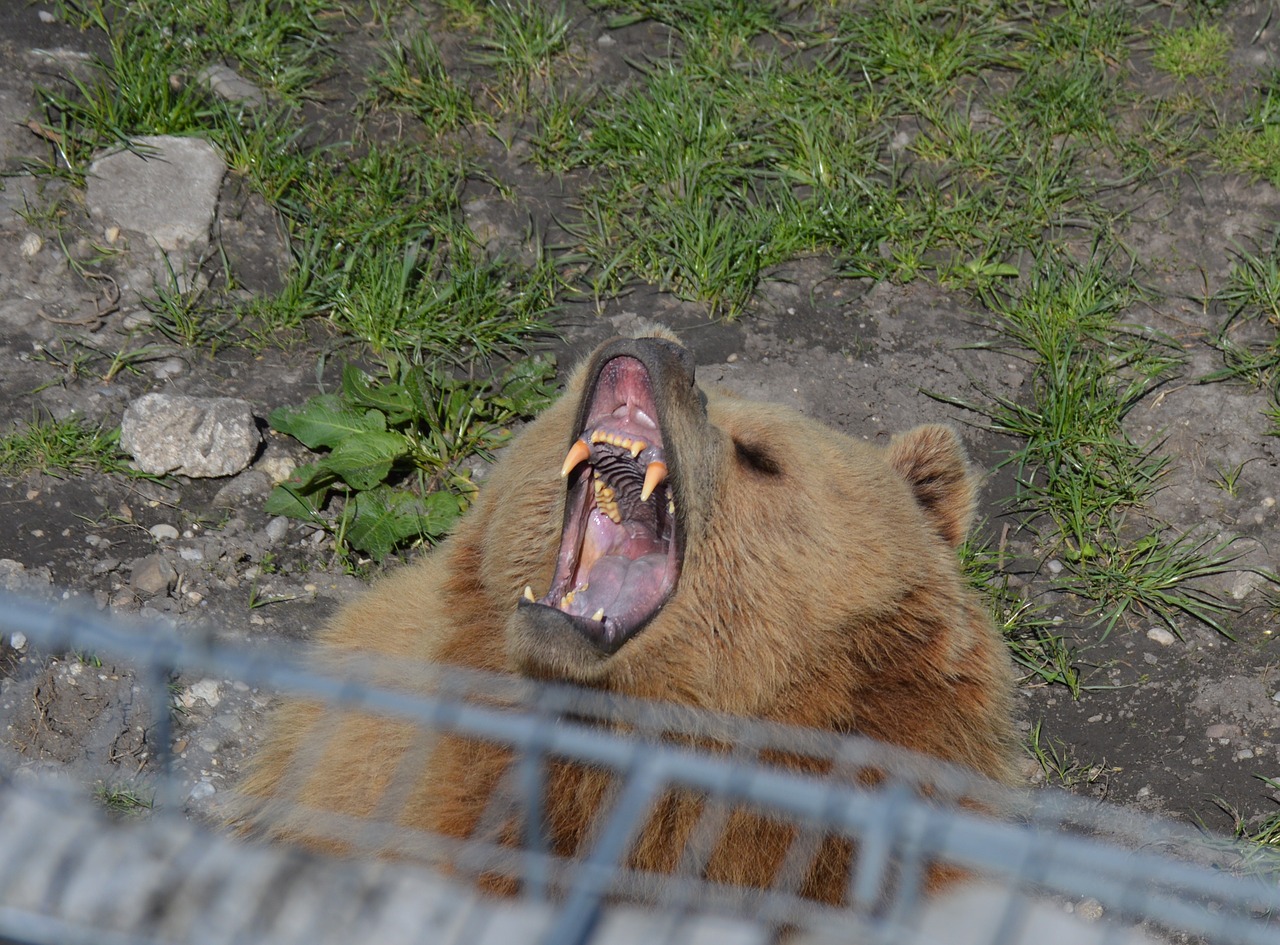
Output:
[235,334,1018,902]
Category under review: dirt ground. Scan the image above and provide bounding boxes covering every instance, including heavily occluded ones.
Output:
[0,0,1278,857]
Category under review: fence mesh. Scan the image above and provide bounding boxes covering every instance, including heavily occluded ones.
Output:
[0,589,1277,945]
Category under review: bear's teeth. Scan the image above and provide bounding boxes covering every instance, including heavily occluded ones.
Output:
[560,438,591,478]
[588,429,647,455]
[640,460,668,502]
[592,476,622,523]
[523,585,535,602]
[591,608,604,621]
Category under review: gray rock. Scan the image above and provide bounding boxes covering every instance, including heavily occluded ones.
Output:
[264,516,290,543]
[196,64,267,107]
[85,136,226,252]
[129,554,177,598]
[121,393,261,477]
[0,559,53,593]
[212,470,273,507]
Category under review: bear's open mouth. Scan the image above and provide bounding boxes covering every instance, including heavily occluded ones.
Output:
[523,354,682,654]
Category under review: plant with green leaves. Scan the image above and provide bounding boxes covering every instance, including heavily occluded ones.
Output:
[265,356,557,561]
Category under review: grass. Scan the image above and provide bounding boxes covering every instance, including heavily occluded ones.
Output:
[94,782,154,816]
[9,0,1280,863]
[1151,23,1232,80]
[1026,719,1113,788]
[0,415,134,478]
[10,3,1272,661]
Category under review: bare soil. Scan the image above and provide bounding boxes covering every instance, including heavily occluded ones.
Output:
[0,0,1278,852]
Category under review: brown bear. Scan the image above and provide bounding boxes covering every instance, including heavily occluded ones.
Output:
[233,332,1018,903]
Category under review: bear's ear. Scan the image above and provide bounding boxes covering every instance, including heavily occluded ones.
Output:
[886,424,976,548]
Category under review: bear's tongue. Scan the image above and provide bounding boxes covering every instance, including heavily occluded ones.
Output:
[559,507,668,621]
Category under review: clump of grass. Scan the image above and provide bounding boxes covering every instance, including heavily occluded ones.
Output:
[962,533,1082,697]
[95,782,154,817]
[0,415,134,478]
[1151,23,1232,80]
[1208,234,1280,388]
[366,30,475,137]
[472,0,572,105]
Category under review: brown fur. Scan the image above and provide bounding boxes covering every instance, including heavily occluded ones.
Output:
[234,334,1018,902]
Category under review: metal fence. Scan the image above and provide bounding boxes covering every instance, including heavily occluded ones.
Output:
[0,589,1277,945]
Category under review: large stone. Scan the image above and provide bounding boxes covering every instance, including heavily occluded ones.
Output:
[85,136,226,252]
[121,393,260,477]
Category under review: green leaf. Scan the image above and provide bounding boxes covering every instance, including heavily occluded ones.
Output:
[344,487,466,560]
[264,478,326,520]
[341,364,419,424]
[269,395,387,450]
[319,430,409,491]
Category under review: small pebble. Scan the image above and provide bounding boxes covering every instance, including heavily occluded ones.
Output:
[1046,559,1063,575]
[19,233,42,258]
[38,9,56,22]
[9,632,26,651]
[1235,749,1255,761]
[1076,898,1104,921]
[1146,627,1176,647]
[188,780,216,800]
[264,516,290,543]
[149,524,180,541]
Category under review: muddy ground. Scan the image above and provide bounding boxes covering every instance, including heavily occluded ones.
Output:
[0,0,1278,863]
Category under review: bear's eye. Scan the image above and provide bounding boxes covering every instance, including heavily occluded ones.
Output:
[733,438,783,477]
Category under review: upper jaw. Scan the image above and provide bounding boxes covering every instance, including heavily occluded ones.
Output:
[512,337,699,666]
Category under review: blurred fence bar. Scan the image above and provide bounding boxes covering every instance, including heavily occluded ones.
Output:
[0,590,1277,945]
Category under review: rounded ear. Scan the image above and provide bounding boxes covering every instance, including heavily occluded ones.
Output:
[886,424,976,548]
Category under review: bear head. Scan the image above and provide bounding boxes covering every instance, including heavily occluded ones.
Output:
[464,334,1013,775]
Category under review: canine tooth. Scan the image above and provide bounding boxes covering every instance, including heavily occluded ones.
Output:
[640,461,668,502]
[561,439,591,477]
[629,439,645,458]
[667,496,675,516]
[523,585,535,602]
[591,608,604,621]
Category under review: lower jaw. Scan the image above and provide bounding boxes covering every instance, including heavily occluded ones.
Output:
[506,602,620,682]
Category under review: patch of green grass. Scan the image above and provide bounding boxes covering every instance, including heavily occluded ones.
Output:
[1151,23,1232,80]
[1208,234,1280,389]
[0,415,134,478]
[95,783,154,816]
[962,533,1082,697]
[832,0,1016,109]
[940,251,1245,637]
[366,30,475,137]
[265,355,557,560]
[590,0,784,48]
[471,0,572,103]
